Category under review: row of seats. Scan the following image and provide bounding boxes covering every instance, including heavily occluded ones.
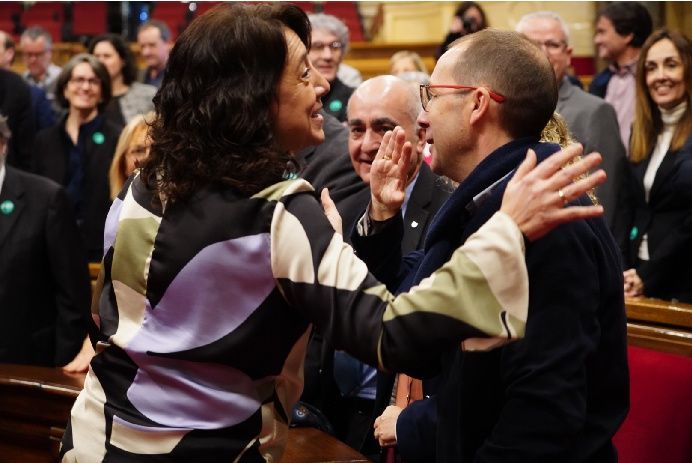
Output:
[0,1,364,43]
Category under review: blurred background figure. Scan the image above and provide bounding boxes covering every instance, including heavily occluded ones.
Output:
[89,34,156,130]
[308,13,355,122]
[20,25,63,119]
[516,11,626,230]
[436,1,488,59]
[136,19,172,88]
[108,111,154,198]
[33,54,120,262]
[0,30,54,133]
[389,50,428,76]
[0,113,90,368]
[590,1,653,156]
[616,29,692,303]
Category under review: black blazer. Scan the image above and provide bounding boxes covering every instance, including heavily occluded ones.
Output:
[0,69,35,171]
[33,116,121,261]
[615,134,692,302]
[0,166,90,366]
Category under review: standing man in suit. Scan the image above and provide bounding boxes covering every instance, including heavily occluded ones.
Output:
[589,2,652,155]
[0,68,34,171]
[301,75,451,459]
[0,114,90,367]
[516,12,626,229]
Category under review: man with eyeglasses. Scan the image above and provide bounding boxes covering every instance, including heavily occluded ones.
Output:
[516,12,626,230]
[20,26,62,114]
[354,29,627,462]
[307,13,356,122]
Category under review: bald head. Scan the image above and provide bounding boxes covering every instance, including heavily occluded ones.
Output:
[346,75,424,184]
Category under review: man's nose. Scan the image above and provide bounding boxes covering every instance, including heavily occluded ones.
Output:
[362,130,381,154]
[417,109,430,129]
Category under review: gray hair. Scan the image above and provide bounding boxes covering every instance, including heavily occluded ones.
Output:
[307,13,350,51]
[20,25,54,48]
[515,11,570,44]
[138,19,172,42]
[0,113,11,141]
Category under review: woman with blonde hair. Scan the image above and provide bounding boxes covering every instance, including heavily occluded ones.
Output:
[108,112,155,198]
[389,50,428,76]
[616,28,692,302]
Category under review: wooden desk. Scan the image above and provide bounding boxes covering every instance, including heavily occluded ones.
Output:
[625,297,692,356]
[0,364,368,463]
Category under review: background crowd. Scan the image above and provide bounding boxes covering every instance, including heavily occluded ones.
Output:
[0,1,690,461]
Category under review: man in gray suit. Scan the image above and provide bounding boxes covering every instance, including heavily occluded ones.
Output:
[517,12,626,229]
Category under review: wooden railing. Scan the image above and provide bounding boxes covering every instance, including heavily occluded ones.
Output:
[625,297,692,357]
[0,364,368,463]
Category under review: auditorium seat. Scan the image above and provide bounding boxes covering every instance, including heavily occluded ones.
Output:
[151,1,191,41]
[322,2,364,41]
[0,2,23,40]
[72,2,107,38]
[22,1,64,41]
[613,345,692,463]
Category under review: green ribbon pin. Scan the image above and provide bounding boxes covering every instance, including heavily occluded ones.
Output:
[328,100,343,112]
[0,199,14,215]
[629,226,638,241]
[92,131,105,145]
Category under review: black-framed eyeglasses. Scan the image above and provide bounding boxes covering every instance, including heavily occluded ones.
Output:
[419,84,506,111]
[310,41,344,53]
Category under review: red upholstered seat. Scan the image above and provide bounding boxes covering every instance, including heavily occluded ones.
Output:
[613,346,692,463]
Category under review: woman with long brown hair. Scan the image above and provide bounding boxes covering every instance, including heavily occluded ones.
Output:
[617,29,692,302]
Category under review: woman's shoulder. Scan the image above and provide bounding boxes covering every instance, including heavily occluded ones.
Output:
[127,82,158,98]
[253,178,315,202]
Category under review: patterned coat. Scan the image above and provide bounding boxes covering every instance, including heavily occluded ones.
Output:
[60,175,528,462]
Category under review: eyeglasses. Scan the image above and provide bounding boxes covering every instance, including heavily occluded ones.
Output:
[419,84,505,111]
[310,41,344,53]
[532,39,567,54]
[24,50,48,60]
[69,76,101,87]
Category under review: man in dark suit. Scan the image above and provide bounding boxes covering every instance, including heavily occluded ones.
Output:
[0,114,90,367]
[0,68,35,171]
[300,76,451,459]
[359,30,627,462]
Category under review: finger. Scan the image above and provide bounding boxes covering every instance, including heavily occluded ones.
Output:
[512,148,538,182]
[320,188,335,211]
[523,205,604,241]
[544,153,604,193]
[391,127,406,165]
[376,130,394,161]
[559,169,607,204]
[528,143,583,180]
[400,141,413,181]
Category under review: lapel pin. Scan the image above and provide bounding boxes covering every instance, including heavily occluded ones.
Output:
[411,220,419,228]
[0,199,14,215]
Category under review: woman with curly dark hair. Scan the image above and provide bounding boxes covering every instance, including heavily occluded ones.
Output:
[89,33,157,129]
[58,4,605,462]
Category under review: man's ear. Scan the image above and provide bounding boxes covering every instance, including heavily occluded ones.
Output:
[469,88,490,126]
[624,32,635,47]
